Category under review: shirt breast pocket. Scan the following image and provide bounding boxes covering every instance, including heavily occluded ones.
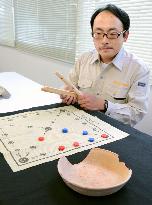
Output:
[106,83,129,103]
[78,79,93,92]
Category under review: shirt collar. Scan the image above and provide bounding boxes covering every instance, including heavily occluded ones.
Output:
[112,47,125,71]
[89,50,100,64]
[90,47,125,71]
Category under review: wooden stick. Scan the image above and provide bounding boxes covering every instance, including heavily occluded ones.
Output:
[41,86,77,97]
[55,72,81,95]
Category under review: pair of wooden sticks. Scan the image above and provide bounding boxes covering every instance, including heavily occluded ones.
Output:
[41,72,81,97]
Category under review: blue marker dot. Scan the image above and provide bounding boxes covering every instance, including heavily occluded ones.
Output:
[82,130,88,135]
[62,128,68,133]
[88,137,94,142]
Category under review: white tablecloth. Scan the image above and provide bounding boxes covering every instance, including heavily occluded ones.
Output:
[0,72,61,113]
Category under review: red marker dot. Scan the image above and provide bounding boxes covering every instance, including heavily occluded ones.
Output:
[58,145,65,151]
[38,136,45,141]
[73,142,80,147]
[101,134,108,138]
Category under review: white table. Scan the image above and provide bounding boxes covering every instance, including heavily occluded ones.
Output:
[0,72,61,113]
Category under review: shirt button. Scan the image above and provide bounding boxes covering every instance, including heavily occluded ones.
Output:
[96,93,100,95]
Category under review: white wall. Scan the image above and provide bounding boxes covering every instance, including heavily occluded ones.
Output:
[0,45,73,87]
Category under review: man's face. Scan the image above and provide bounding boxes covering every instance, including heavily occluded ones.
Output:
[93,11,129,63]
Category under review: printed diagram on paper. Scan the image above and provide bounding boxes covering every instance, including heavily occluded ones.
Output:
[0,106,129,172]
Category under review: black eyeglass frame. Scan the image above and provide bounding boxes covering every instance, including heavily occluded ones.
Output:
[92,30,127,39]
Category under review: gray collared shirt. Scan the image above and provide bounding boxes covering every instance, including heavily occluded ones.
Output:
[68,47,150,126]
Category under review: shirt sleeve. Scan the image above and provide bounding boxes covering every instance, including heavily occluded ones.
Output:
[106,67,150,127]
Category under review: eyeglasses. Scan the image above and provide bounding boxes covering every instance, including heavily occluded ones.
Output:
[92,30,126,40]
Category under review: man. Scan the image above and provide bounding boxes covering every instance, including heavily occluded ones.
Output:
[61,4,150,126]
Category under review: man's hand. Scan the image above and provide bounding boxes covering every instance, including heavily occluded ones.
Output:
[60,85,77,105]
[77,93,105,111]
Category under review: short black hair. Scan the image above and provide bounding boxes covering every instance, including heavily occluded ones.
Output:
[90,4,130,32]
